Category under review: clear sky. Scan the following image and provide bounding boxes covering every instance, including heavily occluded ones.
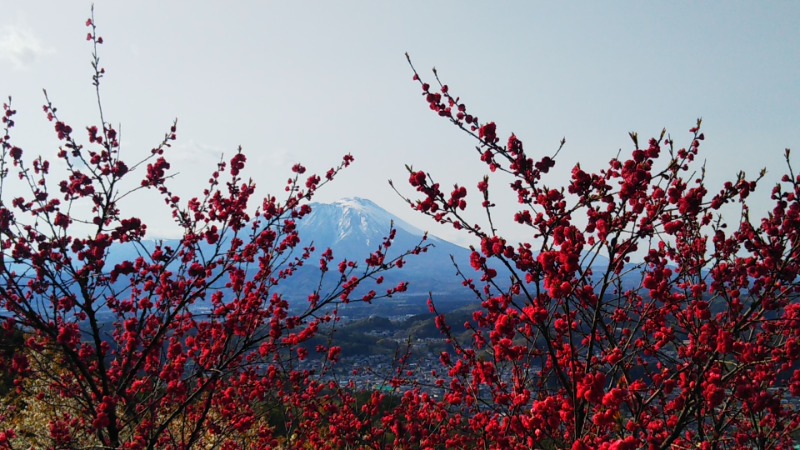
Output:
[1,2,798,247]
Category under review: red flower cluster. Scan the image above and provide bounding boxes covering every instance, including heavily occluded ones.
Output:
[0,12,427,450]
[397,57,800,448]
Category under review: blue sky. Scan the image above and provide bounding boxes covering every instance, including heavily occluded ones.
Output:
[1,2,798,246]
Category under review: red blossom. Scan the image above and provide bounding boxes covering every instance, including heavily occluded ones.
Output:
[0,11,421,450]
[399,58,800,449]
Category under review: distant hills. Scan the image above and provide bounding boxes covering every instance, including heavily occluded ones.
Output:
[100,197,481,317]
[3,196,647,321]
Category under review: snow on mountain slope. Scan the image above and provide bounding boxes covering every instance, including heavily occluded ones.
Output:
[297,197,455,257]
[299,197,424,246]
[288,197,475,297]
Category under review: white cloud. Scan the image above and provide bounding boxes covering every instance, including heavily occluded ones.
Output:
[167,139,226,165]
[254,147,292,171]
[0,24,52,70]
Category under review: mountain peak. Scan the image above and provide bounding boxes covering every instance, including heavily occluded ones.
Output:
[308,197,425,239]
[291,197,473,296]
[332,197,379,210]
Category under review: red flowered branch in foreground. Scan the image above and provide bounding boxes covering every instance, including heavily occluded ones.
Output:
[385,54,799,449]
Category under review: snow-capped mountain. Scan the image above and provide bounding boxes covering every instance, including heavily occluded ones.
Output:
[99,197,476,297]
[2,196,646,320]
[292,197,474,297]
[298,198,456,257]
[299,197,425,247]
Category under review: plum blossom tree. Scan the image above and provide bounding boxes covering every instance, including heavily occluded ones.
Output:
[0,10,421,449]
[2,8,798,450]
[393,55,800,449]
